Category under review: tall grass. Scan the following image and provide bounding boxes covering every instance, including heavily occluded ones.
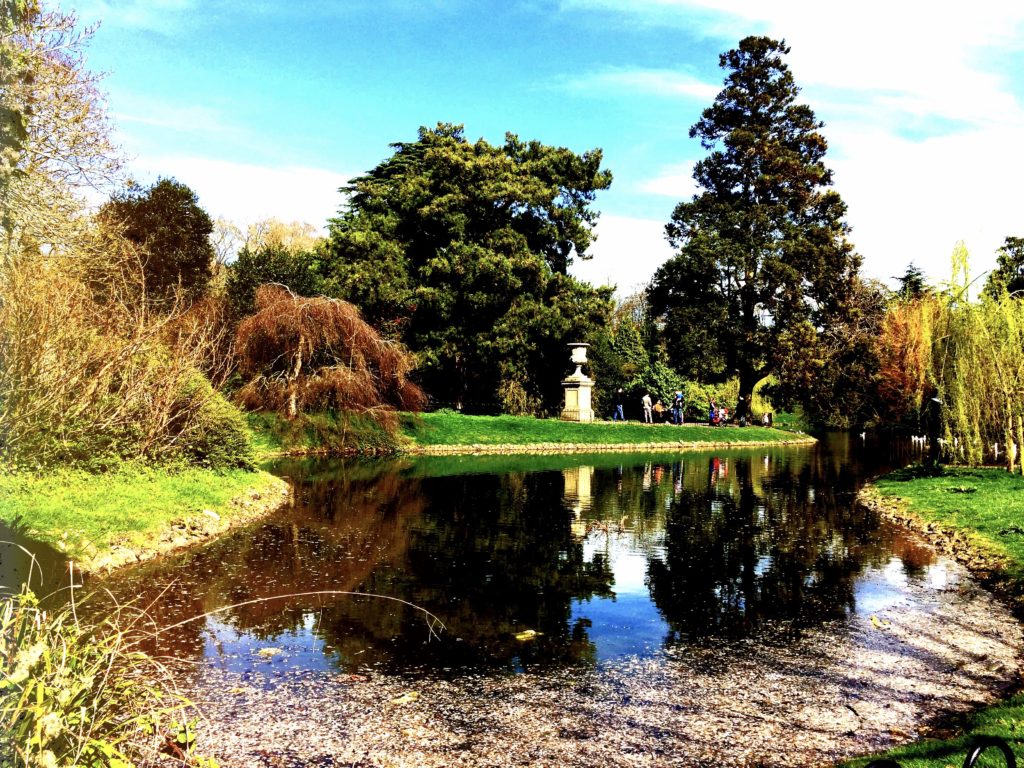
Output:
[1,571,213,768]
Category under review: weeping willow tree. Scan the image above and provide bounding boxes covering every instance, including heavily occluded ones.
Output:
[933,243,1024,471]
[234,285,427,422]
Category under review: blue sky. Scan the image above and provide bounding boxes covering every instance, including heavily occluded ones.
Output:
[75,0,1024,294]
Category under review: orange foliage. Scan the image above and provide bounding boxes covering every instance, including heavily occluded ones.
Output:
[234,285,426,418]
[874,299,934,423]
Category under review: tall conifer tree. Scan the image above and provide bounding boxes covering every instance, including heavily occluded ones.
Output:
[649,37,860,419]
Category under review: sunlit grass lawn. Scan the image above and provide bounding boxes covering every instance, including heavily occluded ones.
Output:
[844,466,1024,768]
[0,463,281,559]
[400,410,807,447]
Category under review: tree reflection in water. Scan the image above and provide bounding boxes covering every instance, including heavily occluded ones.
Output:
[93,435,930,677]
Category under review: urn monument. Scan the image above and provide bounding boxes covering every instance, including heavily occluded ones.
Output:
[560,343,594,422]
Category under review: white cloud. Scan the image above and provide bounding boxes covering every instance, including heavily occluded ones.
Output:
[563,68,718,101]
[562,1,1024,286]
[128,155,351,230]
[571,215,674,294]
[639,161,698,198]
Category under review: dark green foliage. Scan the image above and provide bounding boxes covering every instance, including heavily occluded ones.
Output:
[649,37,860,419]
[98,177,215,301]
[893,262,929,300]
[768,277,888,428]
[324,123,614,412]
[983,236,1024,298]
[226,243,323,319]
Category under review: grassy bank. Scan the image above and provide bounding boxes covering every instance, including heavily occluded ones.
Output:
[847,466,1024,768]
[400,410,809,448]
[0,463,287,570]
[247,410,399,457]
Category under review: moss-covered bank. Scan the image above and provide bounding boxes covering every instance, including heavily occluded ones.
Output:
[848,466,1024,768]
[0,464,289,573]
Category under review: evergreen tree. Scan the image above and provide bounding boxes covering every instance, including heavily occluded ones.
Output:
[324,123,613,411]
[97,178,215,302]
[648,37,860,420]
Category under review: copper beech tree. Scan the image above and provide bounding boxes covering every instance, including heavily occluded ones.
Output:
[234,285,426,420]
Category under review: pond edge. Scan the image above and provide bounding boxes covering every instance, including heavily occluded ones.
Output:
[82,475,292,575]
[399,435,818,456]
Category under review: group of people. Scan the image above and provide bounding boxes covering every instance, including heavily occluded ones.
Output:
[610,388,773,427]
[612,389,688,424]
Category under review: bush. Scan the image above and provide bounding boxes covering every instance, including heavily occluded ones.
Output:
[0,583,212,768]
[235,285,426,426]
[175,374,255,470]
[0,252,251,471]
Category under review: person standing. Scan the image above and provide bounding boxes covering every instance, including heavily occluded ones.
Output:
[641,392,653,424]
[613,388,625,421]
[672,390,684,425]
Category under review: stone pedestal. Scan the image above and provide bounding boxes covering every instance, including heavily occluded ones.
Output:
[561,343,594,422]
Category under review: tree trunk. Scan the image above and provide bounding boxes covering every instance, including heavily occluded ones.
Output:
[1016,414,1024,476]
[736,368,758,422]
[288,334,304,419]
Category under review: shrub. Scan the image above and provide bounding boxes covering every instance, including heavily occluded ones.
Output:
[235,285,426,419]
[0,584,211,768]
[174,374,255,470]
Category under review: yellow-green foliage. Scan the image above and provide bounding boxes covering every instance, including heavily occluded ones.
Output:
[934,243,1024,471]
[0,584,211,768]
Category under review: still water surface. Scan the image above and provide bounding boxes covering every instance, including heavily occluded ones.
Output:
[93,433,945,679]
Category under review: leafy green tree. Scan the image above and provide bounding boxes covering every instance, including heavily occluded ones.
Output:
[648,37,860,420]
[97,177,214,301]
[324,123,614,411]
[983,236,1024,298]
[768,276,888,428]
[226,243,323,319]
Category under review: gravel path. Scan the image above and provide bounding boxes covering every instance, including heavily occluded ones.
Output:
[165,555,1023,768]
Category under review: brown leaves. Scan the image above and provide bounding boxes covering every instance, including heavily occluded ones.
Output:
[234,285,426,418]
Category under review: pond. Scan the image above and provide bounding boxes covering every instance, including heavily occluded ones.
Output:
[84,435,1024,765]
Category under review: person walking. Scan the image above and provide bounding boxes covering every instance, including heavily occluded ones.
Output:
[641,392,653,424]
[613,388,626,421]
[671,390,684,425]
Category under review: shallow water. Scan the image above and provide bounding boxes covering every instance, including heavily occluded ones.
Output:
[96,433,946,675]
[80,434,1024,765]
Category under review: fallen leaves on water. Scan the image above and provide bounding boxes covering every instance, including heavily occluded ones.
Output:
[256,647,283,658]
[390,691,420,705]
[870,615,891,630]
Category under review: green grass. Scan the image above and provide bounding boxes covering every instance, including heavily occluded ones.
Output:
[0,463,281,560]
[846,465,1024,768]
[399,410,807,447]
[874,466,1024,580]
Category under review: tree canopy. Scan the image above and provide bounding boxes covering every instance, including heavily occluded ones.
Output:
[97,177,215,301]
[983,236,1024,298]
[648,36,860,419]
[324,123,614,411]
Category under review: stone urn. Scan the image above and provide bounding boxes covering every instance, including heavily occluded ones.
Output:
[561,343,594,422]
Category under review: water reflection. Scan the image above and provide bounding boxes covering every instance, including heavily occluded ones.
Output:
[94,435,937,678]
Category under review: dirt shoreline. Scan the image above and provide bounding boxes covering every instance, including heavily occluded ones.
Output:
[856,484,1021,606]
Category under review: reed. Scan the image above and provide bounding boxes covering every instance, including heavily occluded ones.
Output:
[1,568,213,767]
